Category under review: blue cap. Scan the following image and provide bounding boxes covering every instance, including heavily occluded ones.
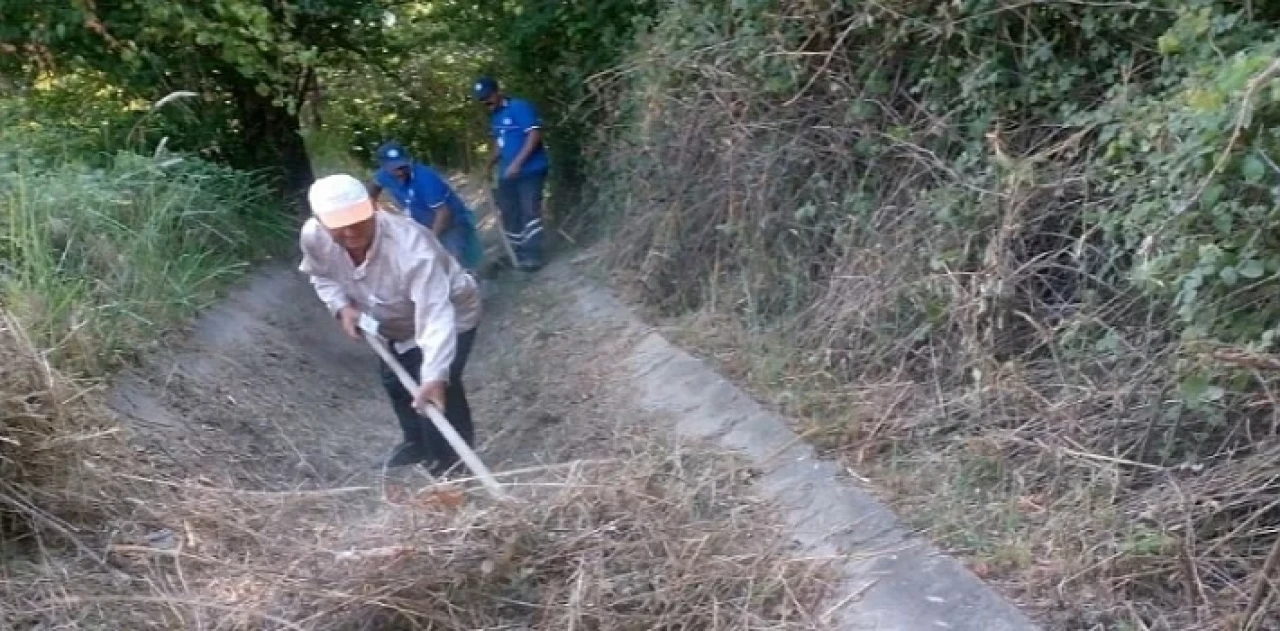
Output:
[472,76,498,101]
[375,140,411,171]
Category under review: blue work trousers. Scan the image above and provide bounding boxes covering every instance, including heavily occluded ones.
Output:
[495,171,547,266]
[437,224,483,272]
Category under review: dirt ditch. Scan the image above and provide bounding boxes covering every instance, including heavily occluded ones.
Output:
[0,181,1041,628]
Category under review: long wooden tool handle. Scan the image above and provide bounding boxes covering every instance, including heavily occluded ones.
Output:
[363,332,506,500]
[490,188,521,267]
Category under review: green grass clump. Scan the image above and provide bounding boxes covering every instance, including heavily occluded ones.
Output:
[0,138,288,376]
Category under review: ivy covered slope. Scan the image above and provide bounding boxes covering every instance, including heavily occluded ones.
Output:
[576,0,1280,629]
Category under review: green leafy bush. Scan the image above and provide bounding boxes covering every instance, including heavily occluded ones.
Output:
[312,47,490,170]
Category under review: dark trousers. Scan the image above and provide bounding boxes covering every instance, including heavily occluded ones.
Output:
[379,327,477,468]
[495,171,547,265]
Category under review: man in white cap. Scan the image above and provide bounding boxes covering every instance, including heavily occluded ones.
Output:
[298,173,482,473]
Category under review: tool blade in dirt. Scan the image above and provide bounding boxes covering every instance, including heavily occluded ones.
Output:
[489,187,521,269]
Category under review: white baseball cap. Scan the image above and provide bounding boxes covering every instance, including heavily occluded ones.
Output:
[308,173,374,229]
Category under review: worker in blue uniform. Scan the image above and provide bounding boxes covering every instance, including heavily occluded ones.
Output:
[368,141,483,272]
[473,76,549,272]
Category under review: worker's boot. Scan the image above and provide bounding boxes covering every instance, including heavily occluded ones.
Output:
[429,456,461,479]
[386,441,428,468]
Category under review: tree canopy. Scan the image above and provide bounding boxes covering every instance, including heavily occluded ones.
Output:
[0,0,394,206]
[0,0,661,206]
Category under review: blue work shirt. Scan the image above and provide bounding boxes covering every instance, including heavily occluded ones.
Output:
[490,97,549,178]
[374,163,477,230]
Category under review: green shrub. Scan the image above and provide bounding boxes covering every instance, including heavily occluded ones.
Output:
[0,72,245,167]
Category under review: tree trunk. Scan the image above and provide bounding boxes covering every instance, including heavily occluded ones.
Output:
[304,68,323,129]
[229,80,315,216]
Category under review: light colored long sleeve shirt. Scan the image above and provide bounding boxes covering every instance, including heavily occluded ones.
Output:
[298,211,481,384]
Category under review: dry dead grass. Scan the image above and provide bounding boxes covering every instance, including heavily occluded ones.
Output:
[660,305,1280,631]
[0,309,130,557]
[1,307,831,630]
[580,4,1280,627]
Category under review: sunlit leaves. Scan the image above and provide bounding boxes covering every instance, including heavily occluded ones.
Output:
[0,0,386,106]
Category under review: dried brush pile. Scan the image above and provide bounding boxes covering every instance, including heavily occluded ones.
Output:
[2,308,828,629]
[577,1,1280,629]
[236,447,825,630]
[0,310,128,551]
[4,442,828,629]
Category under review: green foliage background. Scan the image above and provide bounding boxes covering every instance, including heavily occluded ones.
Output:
[308,0,660,192]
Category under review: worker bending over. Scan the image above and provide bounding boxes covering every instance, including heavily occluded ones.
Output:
[299,173,482,474]
[368,140,483,272]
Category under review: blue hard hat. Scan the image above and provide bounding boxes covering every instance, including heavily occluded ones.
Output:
[375,140,411,171]
[472,76,499,100]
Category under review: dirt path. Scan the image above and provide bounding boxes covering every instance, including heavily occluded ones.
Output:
[107,229,639,497]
